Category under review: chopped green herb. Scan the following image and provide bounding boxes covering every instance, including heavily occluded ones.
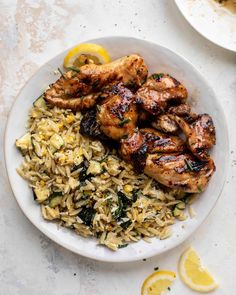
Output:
[67,66,80,73]
[198,185,203,192]
[118,243,128,249]
[120,219,132,229]
[78,207,96,226]
[79,161,92,183]
[168,287,171,291]
[126,81,135,88]
[113,191,132,221]
[92,80,100,88]
[184,159,194,171]
[96,105,101,112]
[116,111,124,121]
[132,189,139,202]
[152,73,164,80]
[118,118,131,127]
[58,67,66,79]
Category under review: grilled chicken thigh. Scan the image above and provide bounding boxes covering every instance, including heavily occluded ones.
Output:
[96,83,138,140]
[45,54,148,110]
[136,74,188,115]
[144,153,215,193]
[120,128,186,172]
[140,128,185,154]
[172,114,216,161]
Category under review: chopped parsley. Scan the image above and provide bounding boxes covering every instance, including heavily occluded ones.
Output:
[151,73,164,80]
[118,243,128,249]
[184,159,194,171]
[78,207,96,226]
[118,118,131,127]
[58,67,66,79]
[67,66,80,73]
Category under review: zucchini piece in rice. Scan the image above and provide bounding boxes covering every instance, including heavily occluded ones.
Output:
[173,201,186,217]
[33,94,47,109]
[48,192,63,208]
[15,132,32,151]
[50,134,64,150]
[33,187,50,203]
[176,201,185,210]
[173,207,183,217]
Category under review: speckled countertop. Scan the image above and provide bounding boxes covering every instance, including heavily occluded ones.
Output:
[1,1,236,294]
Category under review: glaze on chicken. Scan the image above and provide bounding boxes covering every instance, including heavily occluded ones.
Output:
[172,114,216,161]
[136,74,188,115]
[144,153,215,193]
[96,83,138,140]
[45,54,148,110]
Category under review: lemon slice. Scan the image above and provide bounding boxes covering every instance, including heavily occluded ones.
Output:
[178,247,218,292]
[63,43,110,68]
[141,270,176,295]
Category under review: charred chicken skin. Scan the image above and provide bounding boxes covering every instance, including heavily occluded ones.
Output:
[136,74,188,115]
[120,128,185,161]
[144,153,215,193]
[45,54,148,110]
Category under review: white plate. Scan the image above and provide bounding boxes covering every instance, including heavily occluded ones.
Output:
[5,36,229,262]
[175,0,236,52]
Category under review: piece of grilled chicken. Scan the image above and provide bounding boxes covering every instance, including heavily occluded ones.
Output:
[171,114,216,161]
[120,128,186,168]
[151,104,198,134]
[151,114,179,134]
[144,153,215,193]
[136,74,188,115]
[96,83,138,140]
[44,54,148,110]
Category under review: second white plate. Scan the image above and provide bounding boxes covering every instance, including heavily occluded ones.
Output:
[175,0,236,52]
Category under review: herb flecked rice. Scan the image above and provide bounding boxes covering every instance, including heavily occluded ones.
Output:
[16,101,192,251]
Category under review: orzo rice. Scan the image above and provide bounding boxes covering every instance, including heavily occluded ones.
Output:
[16,101,192,250]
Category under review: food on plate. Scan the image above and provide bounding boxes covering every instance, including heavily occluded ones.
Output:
[144,154,215,193]
[178,247,218,292]
[172,114,216,161]
[96,83,138,140]
[63,43,111,68]
[141,270,176,295]
[135,74,188,115]
[45,54,148,110]
[213,0,236,13]
[16,45,216,250]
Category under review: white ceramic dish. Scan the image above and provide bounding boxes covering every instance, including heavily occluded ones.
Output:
[175,0,236,52]
[5,36,229,262]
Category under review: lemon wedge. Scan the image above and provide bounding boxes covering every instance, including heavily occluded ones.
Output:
[63,43,110,68]
[141,270,176,295]
[178,247,218,292]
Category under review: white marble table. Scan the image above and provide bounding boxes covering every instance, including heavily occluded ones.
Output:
[1,1,236,294]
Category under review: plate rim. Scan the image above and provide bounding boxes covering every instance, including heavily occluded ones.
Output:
[4,36,230,262]
[175,0,236,52]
